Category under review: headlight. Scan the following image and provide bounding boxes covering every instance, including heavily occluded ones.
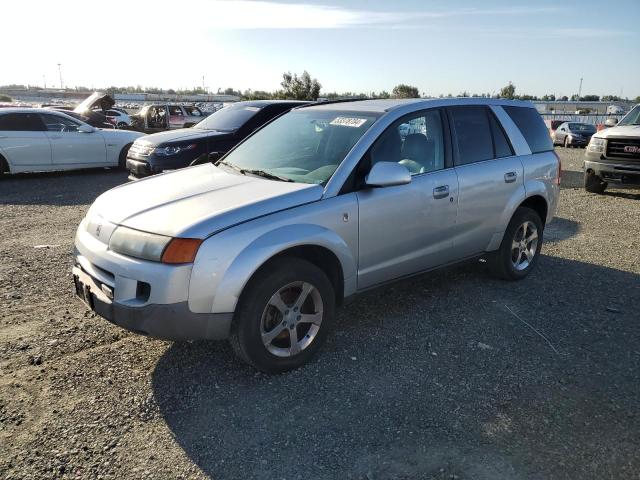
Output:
[587,137,606,153]
[154,144,197,156]
[108,226,203,263]
[109,226,171,261]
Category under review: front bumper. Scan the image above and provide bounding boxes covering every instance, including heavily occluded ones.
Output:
[73,224,233,340]
[567,136,589,146]
[584,158,640,185]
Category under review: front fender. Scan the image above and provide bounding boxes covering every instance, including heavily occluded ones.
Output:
[188,223,357,314]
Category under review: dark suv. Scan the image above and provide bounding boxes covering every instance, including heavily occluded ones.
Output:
[126,100,309,179]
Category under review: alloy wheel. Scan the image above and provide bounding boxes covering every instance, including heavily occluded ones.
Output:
[510,221,539,271]
[260,281,323,357]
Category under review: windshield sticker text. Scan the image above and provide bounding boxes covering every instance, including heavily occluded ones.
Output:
[330,117,367,128]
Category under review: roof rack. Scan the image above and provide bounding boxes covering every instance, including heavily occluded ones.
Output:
[293,98,366,109]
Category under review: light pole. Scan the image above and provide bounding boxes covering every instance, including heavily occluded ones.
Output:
[577,77,583,99]
[57,63,63,89]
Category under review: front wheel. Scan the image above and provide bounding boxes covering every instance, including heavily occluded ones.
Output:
[230,257,335,373]
[489,207,543,281]
[584,171,607,194]
[118,143,132,169]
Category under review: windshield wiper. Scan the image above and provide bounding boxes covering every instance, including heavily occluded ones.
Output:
[216,160,243,172]
[241,169,294,182]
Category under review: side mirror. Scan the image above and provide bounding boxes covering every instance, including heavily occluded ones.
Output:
[78,124,94,133]
[604,118,618,127]
[365,162,411,188]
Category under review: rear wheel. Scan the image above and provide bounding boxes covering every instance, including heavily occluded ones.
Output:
[584,170,607,194]
[230,257,335,373]
[118,143,132,169]
[564,136,570,148]
[489,207,543,281]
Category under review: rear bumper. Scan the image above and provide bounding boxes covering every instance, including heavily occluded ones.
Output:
[584,159,640,185]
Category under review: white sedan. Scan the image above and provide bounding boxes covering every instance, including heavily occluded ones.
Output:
[0,108,145,174]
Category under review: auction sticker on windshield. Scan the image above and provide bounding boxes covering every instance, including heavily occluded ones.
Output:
[330,117,368,128]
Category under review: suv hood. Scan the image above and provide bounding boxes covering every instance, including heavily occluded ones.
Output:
[87,164,323,238]
[135,128,232,146]
[594,124,640,139]
[74,92,115,113]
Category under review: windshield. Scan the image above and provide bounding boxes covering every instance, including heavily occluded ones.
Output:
[618,105,640,126]
[219,109,380,185]
[194,104,262,131]
[568,123,596,133]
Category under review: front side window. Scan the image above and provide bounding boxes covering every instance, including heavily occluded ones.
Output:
[40,113,81,132]
[370,109,445,175]
[0,113,44,131]
[568,123,596,133]
[219,109,380,184]
[449,106,494,165]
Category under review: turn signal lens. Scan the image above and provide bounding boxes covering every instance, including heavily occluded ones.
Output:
[161,238,202,264]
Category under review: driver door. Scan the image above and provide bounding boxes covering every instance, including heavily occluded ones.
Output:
[40,113,106,167]
[356,108,459,289]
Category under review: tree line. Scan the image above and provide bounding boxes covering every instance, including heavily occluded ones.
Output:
[1,76,636,103]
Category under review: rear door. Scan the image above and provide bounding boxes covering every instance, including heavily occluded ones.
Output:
[356,108,459,289]
[447,105,524,258]
[40,113,106,167]
[168,106,185,129]
[0,112,51,171]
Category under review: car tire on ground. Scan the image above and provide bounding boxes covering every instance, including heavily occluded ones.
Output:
[118,144,132,169]
[0,155,8,175]
[584,170,607,194]
[230,257,335,373]
[564,137,570,148]
[489,207,544,281]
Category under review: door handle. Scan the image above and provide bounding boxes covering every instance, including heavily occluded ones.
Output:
[504,171,517,183]
[433,185,449,199]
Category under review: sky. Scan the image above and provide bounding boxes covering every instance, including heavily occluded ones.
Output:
[2,0,639,98]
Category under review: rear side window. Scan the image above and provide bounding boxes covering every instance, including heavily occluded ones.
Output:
[488,112,514,158]
[449,106,493,165]
[503,106,553,153]
[0,113,44,131]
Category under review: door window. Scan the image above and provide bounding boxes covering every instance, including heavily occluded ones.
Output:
[169,106,184,116]
[184,106,202,116]
[0,113,44,131]
[449,106,494,165]
[503,106,553,153]
[40,113,82,132]
[370,109,445,176]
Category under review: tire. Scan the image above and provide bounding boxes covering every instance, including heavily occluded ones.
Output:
[584,170,607,194]
[489,207,543,281]
[564,136,570,148]
[230,257,335,373]
[118,143,132,169]
[0,155,8,175]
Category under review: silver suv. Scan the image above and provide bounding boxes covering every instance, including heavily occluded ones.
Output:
[73,98,560,372]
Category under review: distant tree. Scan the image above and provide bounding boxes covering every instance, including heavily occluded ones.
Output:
[541,94,556,101]
[580,95,600,101]
[570,94,580,101]
[459,91,470,97]
[602,95,621,102]
[391,84,420,98]
[0,94,12,102]
[280,71,321,100]
[560,95,569,101]
[634,96,640,104]
[499,82,516,99]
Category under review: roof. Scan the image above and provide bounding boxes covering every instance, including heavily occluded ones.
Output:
[234,100,311,107]
[304,97,535,113]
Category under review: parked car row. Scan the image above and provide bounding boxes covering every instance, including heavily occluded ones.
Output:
[71,98,561,373]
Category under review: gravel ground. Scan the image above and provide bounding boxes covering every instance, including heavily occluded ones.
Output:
[1,149,639,480]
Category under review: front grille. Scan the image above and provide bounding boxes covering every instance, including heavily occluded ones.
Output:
[606,137,640,161]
